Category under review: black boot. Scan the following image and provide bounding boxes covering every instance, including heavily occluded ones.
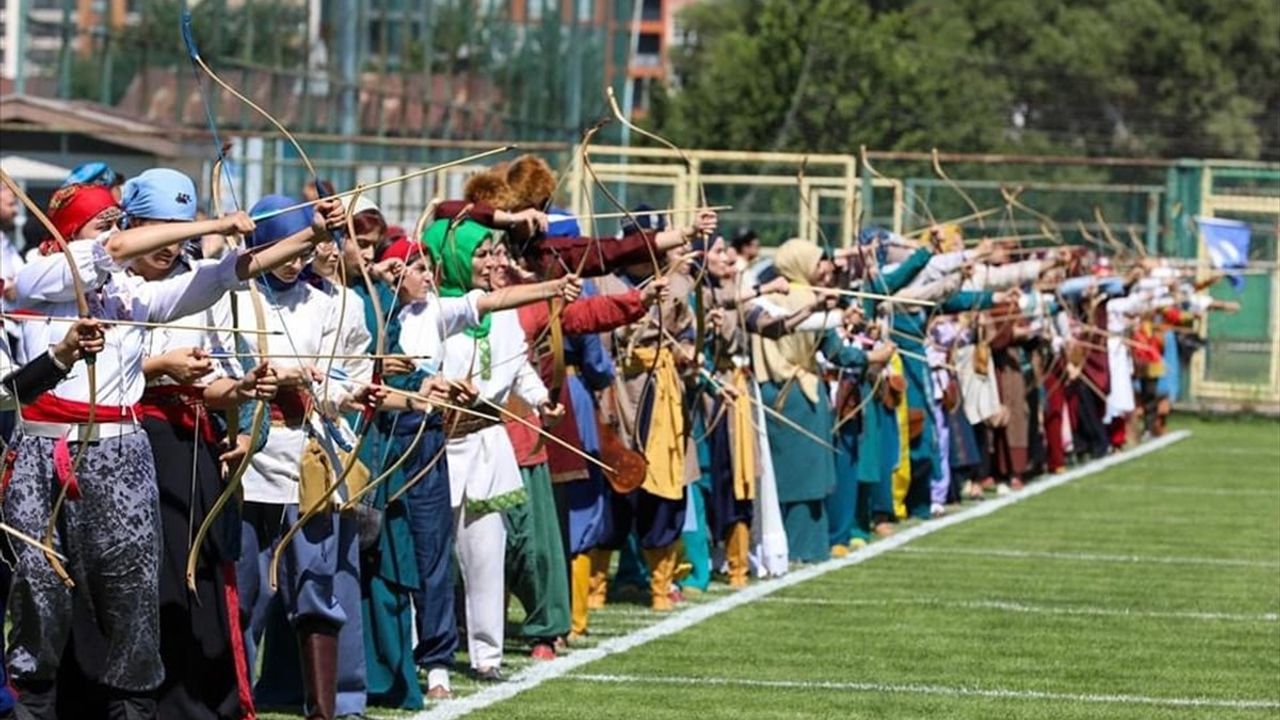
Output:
[104,687,156,720]
[12,680,57,720]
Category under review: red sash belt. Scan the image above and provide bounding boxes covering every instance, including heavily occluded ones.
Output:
[25,394,140,424]
[140,385,218,445]
[268,389,311,428]
[21,395,142,501]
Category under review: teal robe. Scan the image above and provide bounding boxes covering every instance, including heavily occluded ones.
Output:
[867,253,995,518]
[356,282,427,710]
[761,330,866,562]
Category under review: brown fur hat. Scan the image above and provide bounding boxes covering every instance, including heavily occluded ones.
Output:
[463,168,517,210]
[503,154,556,211]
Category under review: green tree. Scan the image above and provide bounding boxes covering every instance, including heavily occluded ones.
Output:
[68,0,307,105]
[654,0,1279,160]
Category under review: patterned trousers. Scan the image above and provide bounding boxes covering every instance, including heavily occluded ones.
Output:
[3,432,163,692]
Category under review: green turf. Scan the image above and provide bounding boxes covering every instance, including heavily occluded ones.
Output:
[260,417,1280,718]
[461,417,1280,720]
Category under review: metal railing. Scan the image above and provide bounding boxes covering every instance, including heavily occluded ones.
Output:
[3,116,1278,407]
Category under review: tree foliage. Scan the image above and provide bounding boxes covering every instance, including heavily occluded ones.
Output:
[653,0,1279,160]
[69,0,307,105]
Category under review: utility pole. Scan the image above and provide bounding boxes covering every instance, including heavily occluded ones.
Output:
[617,0,643,209]
[13,0,29,95]
[566,0,583,136]
[336,0,359,187]
[58,0,73,98]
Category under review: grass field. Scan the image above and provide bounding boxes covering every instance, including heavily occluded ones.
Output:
[266,417,1280,719]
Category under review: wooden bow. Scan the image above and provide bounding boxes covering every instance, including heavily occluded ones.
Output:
[185,155,271,592]
[183,12,354,594]
[1000,185,1063,244]
[548,118,612,401]
[268,189,385,592]
[601,87,710,447]
[0,169,92,588]
[337,198,445,511]
[932,148,985,231]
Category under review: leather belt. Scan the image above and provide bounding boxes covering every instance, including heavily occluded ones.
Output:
[445,410,502,439]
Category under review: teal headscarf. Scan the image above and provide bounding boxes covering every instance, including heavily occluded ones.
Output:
[423,217,496,339]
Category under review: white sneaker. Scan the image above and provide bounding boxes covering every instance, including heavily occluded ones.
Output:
[930,502,946,518]
[995,484,1011,496]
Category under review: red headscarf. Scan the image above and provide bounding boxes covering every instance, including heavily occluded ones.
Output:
[377,237,423,265]
[40,184,119,255]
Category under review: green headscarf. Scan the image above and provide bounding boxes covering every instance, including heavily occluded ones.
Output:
[423,217,496,339]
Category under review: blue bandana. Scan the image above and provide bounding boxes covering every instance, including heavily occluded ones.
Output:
[620,203,667,237]
[63,161,118,188]
[120,169,198,223]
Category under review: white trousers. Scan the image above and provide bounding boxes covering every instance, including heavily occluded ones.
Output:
[446,424,522,670]
[1104,338,1136,422]
[748,382,789,578]
[453,504,507,669]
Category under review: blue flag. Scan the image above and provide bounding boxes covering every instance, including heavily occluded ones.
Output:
[1198,216,1250,292]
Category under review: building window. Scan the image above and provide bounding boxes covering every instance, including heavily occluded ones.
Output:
[641,0,662,22]
[631,76,651,113]
[634,31,661,67]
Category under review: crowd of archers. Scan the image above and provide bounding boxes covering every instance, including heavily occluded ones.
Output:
[0,155,1237,720]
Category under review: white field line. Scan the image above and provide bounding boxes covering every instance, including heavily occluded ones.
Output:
[587,607,666,617]
[1208,447,1280,458]
[1081,484,1280,497]
[1025,513,1210,527]
[412,430,1191,719]
[564,673,1280,711]
[760,596,1280,623]
[899,546,1280,569]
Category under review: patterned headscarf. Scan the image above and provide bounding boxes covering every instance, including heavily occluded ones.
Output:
[62,161,118,188]
[858,226,892,266]
[41,184,120,254]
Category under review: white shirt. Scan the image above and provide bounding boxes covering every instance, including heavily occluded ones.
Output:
[13,234,241,415]
[316,280,374,389]
[441,308,548,508]
[747,296,843,333]
[0,336,16,410]
[0,229,26,285]
[397,290,484,376]
[236,281,355,504]
[139,256,241,387]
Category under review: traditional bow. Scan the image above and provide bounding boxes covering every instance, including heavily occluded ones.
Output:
[0,170,92,588]
[547,118,611,401]
[1000,185,1063,244]
[335,198,446,511]
[600,87,714,447]
[932,149,986,232]
[185,154,272,592]
[181,12,356,592]
[270,187,392,588]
